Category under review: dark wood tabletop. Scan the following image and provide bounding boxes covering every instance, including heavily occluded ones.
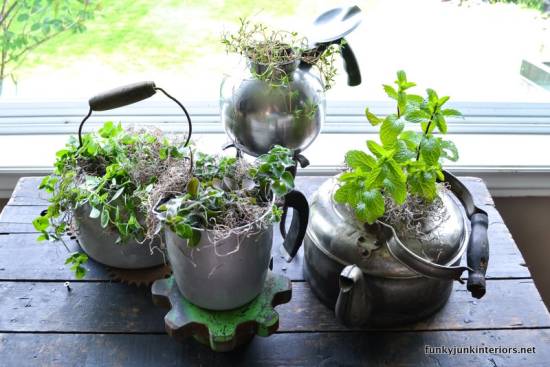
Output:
[0,176,549,366]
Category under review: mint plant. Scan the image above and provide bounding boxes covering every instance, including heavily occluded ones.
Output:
[335,71,461,224]
[156,145,295,246]
[33,121,188,278]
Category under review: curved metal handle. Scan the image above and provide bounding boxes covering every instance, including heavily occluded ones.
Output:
[467,212,489,299]
[335,265,371,327]
[340,40,361,86]
[78,82,192,148]
[382,171,489,299]
[280,190,309,262]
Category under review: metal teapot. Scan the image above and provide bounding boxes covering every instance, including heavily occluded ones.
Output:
[220,6,363,157]
[303,171,489,327]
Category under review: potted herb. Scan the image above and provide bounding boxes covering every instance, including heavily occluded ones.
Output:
[33,121,188,278]
[220,19,346,156]
[155,145,308,310]
[303,71,490,327]
[32,81,193,278]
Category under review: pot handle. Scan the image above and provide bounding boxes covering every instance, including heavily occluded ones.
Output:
[280,190,309,262]
[335,265,372,327]
[383,171,489,299]
[77,81,192,148]
[340,40,361,87]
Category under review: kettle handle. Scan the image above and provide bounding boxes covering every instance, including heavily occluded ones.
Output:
[340,40,361,87]
[78,81,192,148]
[280,190,309,262]
[383,171,489,299]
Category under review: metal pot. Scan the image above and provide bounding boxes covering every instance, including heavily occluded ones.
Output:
[159,190,309,310]
[220,60,326,157]
[74,205,165,269]
[71,81,193,269]
[303,172,489,327]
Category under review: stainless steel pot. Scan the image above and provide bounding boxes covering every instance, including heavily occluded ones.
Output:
[220,60,326,157]
[303,172,489,327]
[74,205,165,269]
[158,190,309,310]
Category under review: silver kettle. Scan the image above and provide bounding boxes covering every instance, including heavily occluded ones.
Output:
[303,171,489,327]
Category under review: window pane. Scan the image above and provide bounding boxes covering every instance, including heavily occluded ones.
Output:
[0,0,548,102]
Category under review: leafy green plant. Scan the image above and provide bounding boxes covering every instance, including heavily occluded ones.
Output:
[335,71,462,224]
[33,121,188,278]
[156,145,295,246]
[221,18,341,90]
[488,0,547,12]
[0,0,101,95]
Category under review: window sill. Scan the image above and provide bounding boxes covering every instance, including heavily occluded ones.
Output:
[1,132,550,198]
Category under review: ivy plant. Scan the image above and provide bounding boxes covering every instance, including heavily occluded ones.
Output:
[335,71,462,224]
[33,121,188,278]
[156,145,295,247]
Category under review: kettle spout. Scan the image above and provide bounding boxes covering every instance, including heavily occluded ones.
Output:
[335,265,372,327]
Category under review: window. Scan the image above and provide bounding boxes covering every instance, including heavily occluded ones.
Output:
[1,0,550,191]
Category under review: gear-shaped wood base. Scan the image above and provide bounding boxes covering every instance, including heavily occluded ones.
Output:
[151,271,292,352]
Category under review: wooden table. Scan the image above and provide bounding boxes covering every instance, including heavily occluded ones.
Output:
[0,176,549,366]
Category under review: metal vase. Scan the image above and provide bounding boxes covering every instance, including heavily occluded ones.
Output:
[164,221,274,310]
[74,205,165,269]
[220,60,325,156]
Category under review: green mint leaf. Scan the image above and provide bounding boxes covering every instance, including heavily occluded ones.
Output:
[407,94,424,105]
[393,140,416,163]
[405,110,430,123]
[435,114,448,134]
[366,140,387,158]
[397,91,407,116]
[441,108,463,118]
[408,171,437,201]
[355,189,385,224]
[365,165,384,189]
[396,70,407,85]
[420,136,442,166]
[382,84,398,99]
[365,108,382,126]
[383,177,407,205]
[345,150,376,171]
[438,96,450,106]
[380,115,405,147]
[441,139,459,161]
[426,88,439,104]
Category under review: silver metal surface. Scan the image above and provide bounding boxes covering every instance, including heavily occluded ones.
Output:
[74,205,165,269]
[304,176,470,326]
[221,62,325,156]
[164,222,274,310]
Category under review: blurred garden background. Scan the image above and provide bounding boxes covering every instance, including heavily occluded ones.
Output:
[0,0,549,102]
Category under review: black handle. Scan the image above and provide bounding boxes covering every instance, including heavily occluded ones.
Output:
[467,212,489,299]
[77,82,192,148]
[299,39,361,87]
[280,190,309,262]
[340,40,361,86]
[89,81,157,111]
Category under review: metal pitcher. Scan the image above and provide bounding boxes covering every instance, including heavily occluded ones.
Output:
[303,172,489,327]
[220,6,363,157]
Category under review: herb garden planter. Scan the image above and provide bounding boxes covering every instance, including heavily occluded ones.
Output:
[160,191,307,310]
[303,71,490,327]
[155,166,308,310]
[35,81,192,276]
[304,172,489,327]
[220,15,361,157]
